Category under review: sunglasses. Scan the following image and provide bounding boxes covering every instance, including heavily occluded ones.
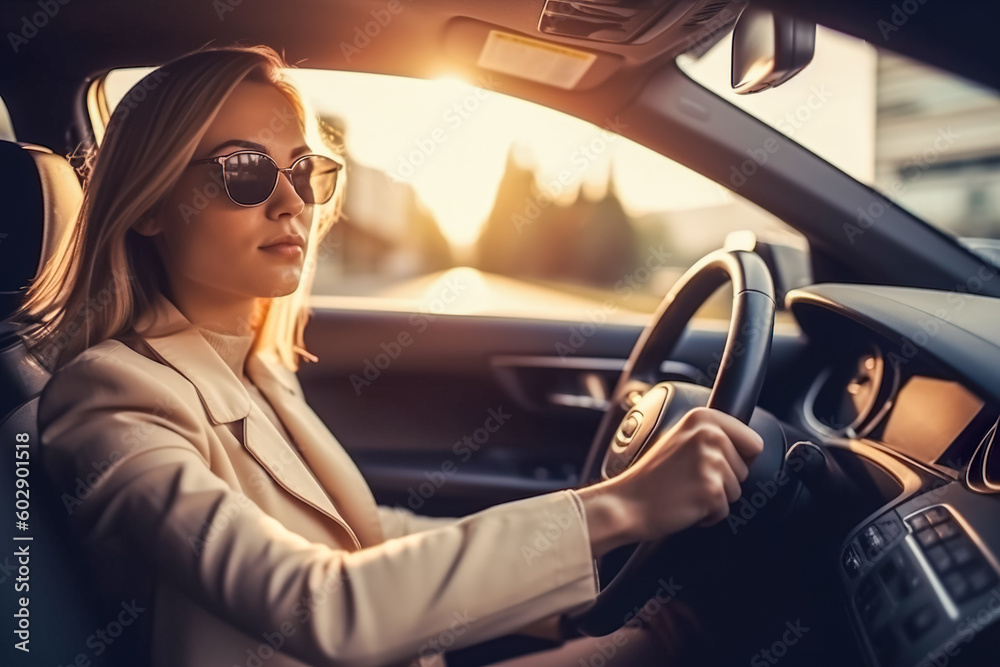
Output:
[189,150,344,207]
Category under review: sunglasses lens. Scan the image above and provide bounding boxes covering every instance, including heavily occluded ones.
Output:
[223,152,278,205]
[291,156,340,205]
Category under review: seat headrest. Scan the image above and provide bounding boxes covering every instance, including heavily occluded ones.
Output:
[0,140,83,322]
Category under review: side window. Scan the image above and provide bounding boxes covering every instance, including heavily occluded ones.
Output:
[99,68,804,323]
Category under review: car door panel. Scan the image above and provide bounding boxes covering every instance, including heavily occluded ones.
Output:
[299,306,807,516]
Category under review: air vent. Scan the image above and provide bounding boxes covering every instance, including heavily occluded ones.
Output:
[683,0,733,27]
[966,415,1000,494]
[538,0,678,44]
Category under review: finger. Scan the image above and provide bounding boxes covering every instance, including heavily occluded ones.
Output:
[719,456,743,504]
[698,499,729,527]
[698,471,731,527]
[710,425,750,483]
[701,408,765,464]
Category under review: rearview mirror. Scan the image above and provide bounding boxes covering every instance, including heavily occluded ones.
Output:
[731,6,816,94]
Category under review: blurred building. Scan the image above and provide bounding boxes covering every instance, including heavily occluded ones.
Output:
[312,116,453,295]
[874,52,1000,239]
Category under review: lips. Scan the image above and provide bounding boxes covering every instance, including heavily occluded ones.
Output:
[259,234,305,249]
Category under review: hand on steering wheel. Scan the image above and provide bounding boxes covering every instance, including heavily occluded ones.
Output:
[603,406,765,541]
[562,248,782,637]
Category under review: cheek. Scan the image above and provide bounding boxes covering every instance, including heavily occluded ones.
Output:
[159,208,252,278]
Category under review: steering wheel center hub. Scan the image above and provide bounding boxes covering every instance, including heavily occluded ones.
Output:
[602,384,672,480]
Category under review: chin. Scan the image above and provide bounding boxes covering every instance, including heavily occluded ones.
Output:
[265,283,300,299]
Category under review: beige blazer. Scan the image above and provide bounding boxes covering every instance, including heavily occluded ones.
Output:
[37,291,599,667]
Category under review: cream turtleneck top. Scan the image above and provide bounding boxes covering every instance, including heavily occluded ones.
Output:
[194,325,303,463]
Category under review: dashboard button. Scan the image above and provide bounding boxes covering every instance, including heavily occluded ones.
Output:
[943,571,972,603]
[878,515,903,541]
[925,545,954,574]
[934,521,961,541]
[908,514,931,532]
[967,565,998,595]
[947,537,978,567]
[880,552,921,601]
[618,413,640,441]
[843,547,861,578]
[916,528,941,549]
[879,559,901,596]
[925,507,950,525]
[862,525,886,557]
[889,549,923,598]
[903,604,940,640]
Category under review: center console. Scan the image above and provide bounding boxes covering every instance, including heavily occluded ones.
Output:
[836,464,1000,666]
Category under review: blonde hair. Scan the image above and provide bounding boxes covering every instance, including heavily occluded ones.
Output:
[11,44,344,374]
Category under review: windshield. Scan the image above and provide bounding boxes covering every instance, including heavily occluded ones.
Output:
[103,66,804,325]
[678,26,1000,251]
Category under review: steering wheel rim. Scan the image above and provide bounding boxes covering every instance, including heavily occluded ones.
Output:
[564,248,776,637]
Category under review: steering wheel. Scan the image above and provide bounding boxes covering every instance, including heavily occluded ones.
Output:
[562,248,782,637]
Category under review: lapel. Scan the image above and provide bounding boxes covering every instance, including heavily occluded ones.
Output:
[129,292,385,549]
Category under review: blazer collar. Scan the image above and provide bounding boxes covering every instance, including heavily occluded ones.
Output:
[130,292,384,549]
[131,292,297,424]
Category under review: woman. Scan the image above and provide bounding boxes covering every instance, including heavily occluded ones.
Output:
[12,45,764,667]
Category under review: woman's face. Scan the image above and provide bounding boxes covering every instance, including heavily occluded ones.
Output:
[139,80,315,310]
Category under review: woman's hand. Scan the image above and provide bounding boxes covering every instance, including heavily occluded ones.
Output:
[576,406,765,558]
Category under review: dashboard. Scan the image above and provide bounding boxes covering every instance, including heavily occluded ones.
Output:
[800,338,991,473]
[785,283,1000,667]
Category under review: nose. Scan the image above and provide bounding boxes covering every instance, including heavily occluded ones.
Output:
[267,167,305,218]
